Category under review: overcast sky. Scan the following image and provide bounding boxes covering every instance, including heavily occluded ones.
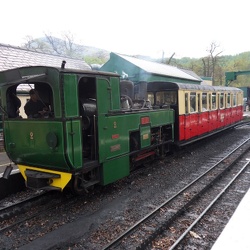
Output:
[1,0,249,59]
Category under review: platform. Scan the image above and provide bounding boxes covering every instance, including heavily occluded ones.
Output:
[211,188,250,250]
[0,151,18,176]
[0,152,25,199]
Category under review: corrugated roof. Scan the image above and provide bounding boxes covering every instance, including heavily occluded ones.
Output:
[0,43,91,71]
[116,53,200,82]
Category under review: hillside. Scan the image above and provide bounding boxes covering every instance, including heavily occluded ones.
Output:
[23,37,250,86]
[23,36,110,62]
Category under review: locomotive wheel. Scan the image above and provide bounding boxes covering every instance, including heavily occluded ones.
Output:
[72,175,86,195]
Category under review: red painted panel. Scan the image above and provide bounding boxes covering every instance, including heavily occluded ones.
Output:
[179,116,185,141]
[209,111,217,132]
[141,116,150,125]
[237,107,244,121]
[199,112,209,134]
[184,115,191,140]
[217,110,226,128]
[224,108,232,126]
[189,113,199,138]
[177,105,243,143]
[231,108,237,123]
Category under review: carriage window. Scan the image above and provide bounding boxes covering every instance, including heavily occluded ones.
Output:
[227,93,231,107]
[211,93,216,110]
[185,93,188,114]
[220,93,224,109]
[202,93,207,111]
[190,92,196,112]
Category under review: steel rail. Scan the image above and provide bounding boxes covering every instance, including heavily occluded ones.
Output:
[0,191,66,233]
[102,138,250,250]
[0,190,48,214]
[169,159,250,249]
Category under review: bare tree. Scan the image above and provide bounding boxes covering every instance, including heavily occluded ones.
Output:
[62,32,75,56]
[167,52,175,64]
[202,42,223,85]
[45,33,63,55]
[23,36,34,50]
[23,35,51,53]
[22,31,79,57]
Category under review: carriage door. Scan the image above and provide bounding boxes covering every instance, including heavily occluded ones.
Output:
[197,93,202,135]
[184,92,191,140]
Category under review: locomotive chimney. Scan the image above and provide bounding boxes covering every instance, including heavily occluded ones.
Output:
[61,60,66,69]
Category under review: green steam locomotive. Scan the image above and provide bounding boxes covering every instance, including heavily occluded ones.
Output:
[0,65,174,194]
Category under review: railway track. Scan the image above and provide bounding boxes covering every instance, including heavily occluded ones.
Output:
[0,190,68,234]
[0,190,49,220]
[1,128,249,249]
[102,138,250,249]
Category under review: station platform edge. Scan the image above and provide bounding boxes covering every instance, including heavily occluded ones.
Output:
[211,187,250,250]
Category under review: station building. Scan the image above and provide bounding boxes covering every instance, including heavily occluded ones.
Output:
[100,52,202,84]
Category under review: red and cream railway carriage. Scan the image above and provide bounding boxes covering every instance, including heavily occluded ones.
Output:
[147,81,244,145]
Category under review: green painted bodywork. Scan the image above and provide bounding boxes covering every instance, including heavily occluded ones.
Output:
[98,110,174,185]
[97,110,174,162]
[4,120,70,170]
[140,125,151,148]
[65,120,82,169]
[0,66,175,187]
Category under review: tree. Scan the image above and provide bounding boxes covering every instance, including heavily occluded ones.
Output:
[45,31,81,57]
[23,31,81,58]
[62,32,75,57]
[44,33,63,55]
[202,42,223,85]
[23,35,51,53]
